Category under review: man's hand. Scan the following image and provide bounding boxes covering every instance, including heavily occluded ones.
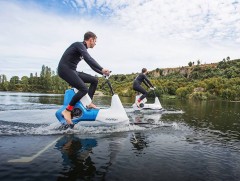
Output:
[102,68,110,76]
[150,87,155,90]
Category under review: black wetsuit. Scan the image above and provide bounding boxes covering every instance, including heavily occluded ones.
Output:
[58,42,103,106]
[133,73,154,101]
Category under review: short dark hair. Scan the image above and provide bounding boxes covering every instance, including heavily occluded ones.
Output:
[84,31,97,41]
[142,68,147,73]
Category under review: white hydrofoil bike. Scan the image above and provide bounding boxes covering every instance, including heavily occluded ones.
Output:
[132,89,163,111]
[55,74,129,128]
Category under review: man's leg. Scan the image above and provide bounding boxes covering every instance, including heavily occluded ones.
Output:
[58,69,88,125]
[77,72,98,99]
[133,84,147,107]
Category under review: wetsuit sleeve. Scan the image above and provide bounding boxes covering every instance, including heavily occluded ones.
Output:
[90,65,103,75]
[78,43,103,75]
[143,80,150,88]
[143,74,154,88]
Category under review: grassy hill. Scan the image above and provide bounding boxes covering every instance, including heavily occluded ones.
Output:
[99,58,240,101]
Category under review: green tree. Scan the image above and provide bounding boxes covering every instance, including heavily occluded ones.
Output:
[197,60,200,65]
[188,61,193,67]
[21,76,29,91]
[8,76,20,90]
[0,74,8,90]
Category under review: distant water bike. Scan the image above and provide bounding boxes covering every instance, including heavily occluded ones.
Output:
[55,74,129,128]
[132,88,163,111]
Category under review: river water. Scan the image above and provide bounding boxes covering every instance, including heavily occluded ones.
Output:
[0,91,239,181]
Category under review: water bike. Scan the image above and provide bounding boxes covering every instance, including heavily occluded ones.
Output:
[132,88,163,111]
[55,74,129,128]
[129,111,163,125]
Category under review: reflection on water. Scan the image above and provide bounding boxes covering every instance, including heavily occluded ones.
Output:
[161,99,240,152]
[128,110,162,124]
[55,135,97,180]
[54,134,127,181]
[0,91,63,111]
[131,132,149,153]
[38,96,64,105]
[182,100,240,132]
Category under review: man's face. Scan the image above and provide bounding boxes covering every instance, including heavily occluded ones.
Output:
[89,37,97,48]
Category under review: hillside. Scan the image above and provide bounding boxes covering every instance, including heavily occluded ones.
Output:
[150,63,218,78]
[102,58,240,101]
[0,58,239,101]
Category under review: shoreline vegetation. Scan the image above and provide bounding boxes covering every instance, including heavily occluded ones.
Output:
[0,58,239,101]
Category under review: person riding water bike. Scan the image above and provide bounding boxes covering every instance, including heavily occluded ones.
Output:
[58,31,110,127]
[133,68,155,107]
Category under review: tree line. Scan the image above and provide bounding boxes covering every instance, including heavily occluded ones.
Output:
[0,58,240,101]
[0,65,68,93]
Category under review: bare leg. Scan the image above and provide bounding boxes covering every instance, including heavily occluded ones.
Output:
[62,110,73,124]
[87,102,98,109]
[136,100,141,108]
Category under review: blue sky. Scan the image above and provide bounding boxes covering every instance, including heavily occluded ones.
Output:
[0,0,239,79]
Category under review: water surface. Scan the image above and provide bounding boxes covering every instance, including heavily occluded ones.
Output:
[0,91,240,181]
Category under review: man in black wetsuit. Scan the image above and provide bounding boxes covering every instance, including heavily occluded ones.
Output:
[58,31,110,126]
[133,68,155,107]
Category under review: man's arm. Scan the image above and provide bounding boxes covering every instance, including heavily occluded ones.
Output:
[90,66,103,75]
[78,43,104,74]
[143,74,154,88]
[143,80,150,88]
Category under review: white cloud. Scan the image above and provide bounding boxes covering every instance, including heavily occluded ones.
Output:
[0,0,239,80]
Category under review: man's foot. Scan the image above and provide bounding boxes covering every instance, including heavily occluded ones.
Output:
[87,102,98,109]
[62,109,73,125]
[136,101,141,108]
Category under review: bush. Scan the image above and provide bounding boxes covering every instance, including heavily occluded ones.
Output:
[176,87,191,99]
[219,89,237,100]
[189,92,211,100]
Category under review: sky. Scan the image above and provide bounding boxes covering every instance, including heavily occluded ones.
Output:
[0,0,239,79]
